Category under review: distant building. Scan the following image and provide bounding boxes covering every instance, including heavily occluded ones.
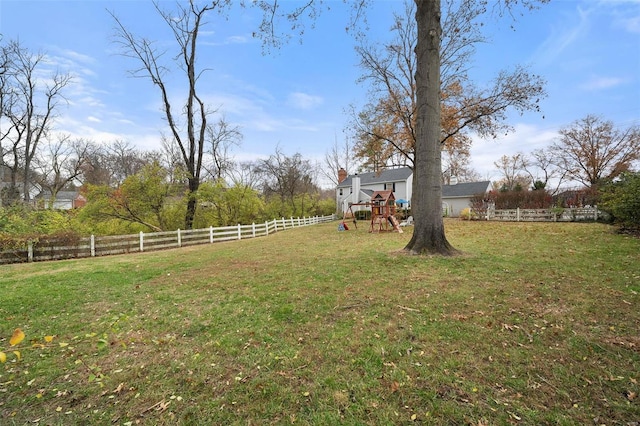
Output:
[35,190,87,210]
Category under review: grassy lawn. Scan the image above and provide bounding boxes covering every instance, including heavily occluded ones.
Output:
[1,220,638,425]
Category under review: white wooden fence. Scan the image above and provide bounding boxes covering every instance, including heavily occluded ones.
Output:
[484,207,602,222]
[0,215,335,265]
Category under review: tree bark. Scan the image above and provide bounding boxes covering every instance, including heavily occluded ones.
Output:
[404,0,458,256]
[185,176,199,230]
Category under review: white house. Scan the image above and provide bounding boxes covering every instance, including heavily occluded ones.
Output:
[336,167,491,218]
[0,164,42,205]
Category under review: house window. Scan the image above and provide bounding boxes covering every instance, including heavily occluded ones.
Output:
[385,183,396,192]
[339,189,343,196]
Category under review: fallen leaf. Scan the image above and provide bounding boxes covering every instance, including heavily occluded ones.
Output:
[113,383,124,394]
[10,329,25,346]
[390,381,400,393]
[0,351,6,363]
[44,335,54,343]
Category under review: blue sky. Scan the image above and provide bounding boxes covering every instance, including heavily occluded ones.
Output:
[0,0,638,183]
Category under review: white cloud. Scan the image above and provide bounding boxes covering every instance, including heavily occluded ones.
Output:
[470,123,558,178]
[580,75,627,90]
[286,92,323,110]
[201,34,253,46]
[225,35,251,44]
[531,6,592,66]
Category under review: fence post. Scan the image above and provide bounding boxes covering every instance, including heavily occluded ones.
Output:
[252,223,256,238]
[177,229,182,247]
[91,235,95,257]
[237,224,242,240]
[210,226,214,243]
[282,217,286,229]
[516,208,521,222]
[290,216,294,228]
[28,241,33,263]
[140,231,144,252]
[594,206,598,221]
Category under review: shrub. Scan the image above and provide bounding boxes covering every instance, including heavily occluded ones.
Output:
[599,172,640,231]
[0,205,74,235]
[459,207,474,220]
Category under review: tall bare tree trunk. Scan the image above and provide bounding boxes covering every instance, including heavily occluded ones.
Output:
[405,0,458,255]
[185,177,199,230]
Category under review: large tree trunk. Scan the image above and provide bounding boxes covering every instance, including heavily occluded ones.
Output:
[404,0,458,256]
[185,176,199,230]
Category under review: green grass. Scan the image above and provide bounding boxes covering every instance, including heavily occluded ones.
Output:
[1,220,638,425]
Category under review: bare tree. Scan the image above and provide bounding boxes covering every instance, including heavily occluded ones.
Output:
[523,147,565,193]
[228,160,262,190]
[112,0,233,229]
[80,142,110,186]
[34,135,90,207]
[80,140,153,187]
[159,135,188,186]
[106,139,149,185]
[0,40,72,203]
[321,134,358,186]
[550,115,640,188]
[493,153,530,191]
[202,116,242,182]
[255,148,318,216]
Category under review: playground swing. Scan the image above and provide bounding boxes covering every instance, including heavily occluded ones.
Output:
[343,191,403,234]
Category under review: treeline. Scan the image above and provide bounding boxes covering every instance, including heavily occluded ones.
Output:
[1,143,336,238]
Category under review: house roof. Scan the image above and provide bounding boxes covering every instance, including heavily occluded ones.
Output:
[36,190,83,200]
[337,167,412,188]
[442,181,491,198]
[338,167,490,199]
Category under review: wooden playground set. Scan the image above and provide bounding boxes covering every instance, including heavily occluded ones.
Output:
[343,190,404,233]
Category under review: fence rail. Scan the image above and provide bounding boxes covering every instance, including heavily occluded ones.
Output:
[0,215,336,265]
[484,207,602,222]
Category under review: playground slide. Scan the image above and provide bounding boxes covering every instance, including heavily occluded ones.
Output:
[388,216,403,233]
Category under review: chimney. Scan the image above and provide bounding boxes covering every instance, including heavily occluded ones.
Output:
[338,168,347,184]
[450,176,458,185]
[352,175,360,203]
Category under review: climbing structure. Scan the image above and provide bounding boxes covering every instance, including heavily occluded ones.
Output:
[369,190,403,233]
